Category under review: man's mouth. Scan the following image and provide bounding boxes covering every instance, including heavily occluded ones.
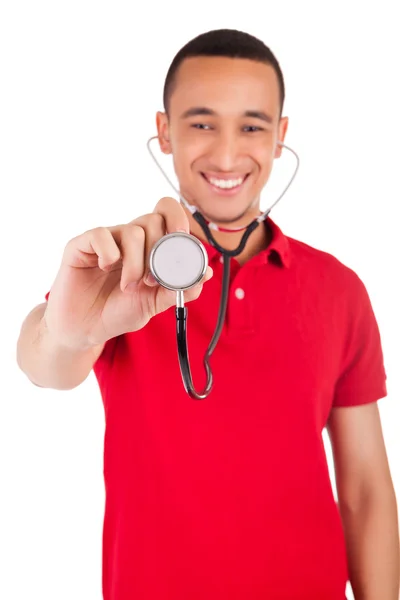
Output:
[201,172,250,193]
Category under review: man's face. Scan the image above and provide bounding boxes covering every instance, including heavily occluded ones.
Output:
[156,56,288,225]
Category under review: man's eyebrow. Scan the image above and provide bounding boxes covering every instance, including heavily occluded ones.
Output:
[180,107,216,119]
[244,110,273,124]
[180,107,274,124]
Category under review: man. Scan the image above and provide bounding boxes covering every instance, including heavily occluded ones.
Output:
[17,28,399,600]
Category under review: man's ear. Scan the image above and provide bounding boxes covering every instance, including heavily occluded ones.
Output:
[156,111,172,154]
[274,116,289,159]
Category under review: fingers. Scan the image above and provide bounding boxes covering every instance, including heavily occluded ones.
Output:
[63,197,194,290]
[118,224,146,291]
[90,228,122,270]
[131,212,170,287]
[152,196,190,234]
[63,227,121,269]
[180,265,214,303]
[63,225,147,293]
[142,214,166,286]
[153,264,214,316]
[131,197,192,286]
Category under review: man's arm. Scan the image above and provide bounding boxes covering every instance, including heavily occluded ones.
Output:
[327,401,399,600]
[16,303,105,390]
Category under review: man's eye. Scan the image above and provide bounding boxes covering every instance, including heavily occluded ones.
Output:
[243,126,263,132]
[191,123,211,130]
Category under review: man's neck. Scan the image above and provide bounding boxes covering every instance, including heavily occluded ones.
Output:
[185,207,272,265]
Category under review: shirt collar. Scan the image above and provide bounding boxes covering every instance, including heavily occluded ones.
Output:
[190,217,291,268]
[265,217,291,268]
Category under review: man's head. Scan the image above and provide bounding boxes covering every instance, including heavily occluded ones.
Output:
[156,29,289,226]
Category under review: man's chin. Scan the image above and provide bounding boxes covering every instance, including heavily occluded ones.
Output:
[194,200,260,226]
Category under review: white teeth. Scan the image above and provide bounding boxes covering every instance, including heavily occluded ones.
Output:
[208,176,244,189]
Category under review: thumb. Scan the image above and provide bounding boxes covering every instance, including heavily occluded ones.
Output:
[148,265,213,316]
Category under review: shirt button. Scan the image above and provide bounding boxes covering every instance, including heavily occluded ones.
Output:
[235,288,245,300]
[219,255,224,263]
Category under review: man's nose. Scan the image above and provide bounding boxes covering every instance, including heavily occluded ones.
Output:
[207,131,243,172]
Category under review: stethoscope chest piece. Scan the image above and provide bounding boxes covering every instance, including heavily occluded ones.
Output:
[149,232,214,400]
[149,232,208,292]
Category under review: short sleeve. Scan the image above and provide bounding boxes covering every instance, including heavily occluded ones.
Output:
[333,273,387,407]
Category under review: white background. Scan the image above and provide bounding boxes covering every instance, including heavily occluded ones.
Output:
[0,1,399,599]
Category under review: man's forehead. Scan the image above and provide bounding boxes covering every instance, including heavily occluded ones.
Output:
[169,57,280,116]
[176,55,277,81]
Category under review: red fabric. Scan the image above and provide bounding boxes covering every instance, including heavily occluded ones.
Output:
[48,218,387,599]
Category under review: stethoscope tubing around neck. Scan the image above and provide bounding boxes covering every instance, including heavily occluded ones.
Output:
[146,135,300,256]
[146,134,300,398]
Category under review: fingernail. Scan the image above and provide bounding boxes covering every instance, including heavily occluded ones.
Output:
[144,273,157,286]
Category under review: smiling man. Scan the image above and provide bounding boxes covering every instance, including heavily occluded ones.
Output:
[154,36,399,598]
[158,47,286,252]
[17,28,399,600]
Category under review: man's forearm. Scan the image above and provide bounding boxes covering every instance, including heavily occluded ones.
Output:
[17,303,103,390]
[339,486,400,599]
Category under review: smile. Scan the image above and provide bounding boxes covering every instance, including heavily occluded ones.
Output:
[201,173,249,192]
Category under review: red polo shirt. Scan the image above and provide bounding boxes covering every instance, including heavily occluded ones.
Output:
[52,217,388,599]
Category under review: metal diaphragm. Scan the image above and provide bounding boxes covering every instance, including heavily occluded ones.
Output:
[149,232,208,291]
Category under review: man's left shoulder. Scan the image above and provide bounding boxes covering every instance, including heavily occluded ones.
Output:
[287,235,364,290]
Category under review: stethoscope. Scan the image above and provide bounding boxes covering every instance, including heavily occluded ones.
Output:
[146,135,300,399]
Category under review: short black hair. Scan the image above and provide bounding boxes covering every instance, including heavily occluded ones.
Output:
[163,29,285,117]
